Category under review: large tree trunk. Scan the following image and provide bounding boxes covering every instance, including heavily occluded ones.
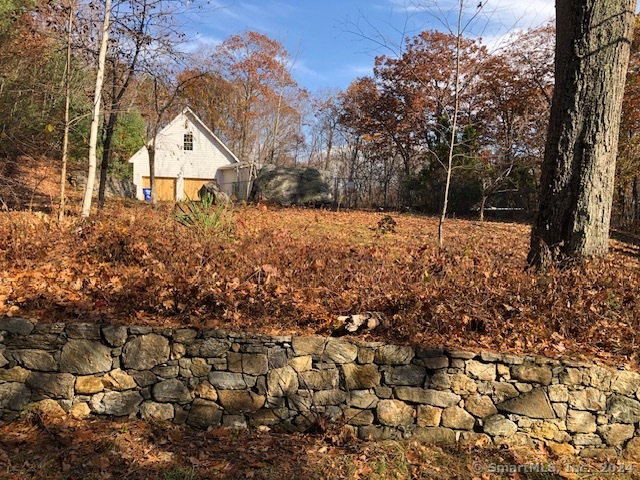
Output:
[528,0,635,266]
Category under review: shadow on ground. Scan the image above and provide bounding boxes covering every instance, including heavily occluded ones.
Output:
[0,156,57,213]
[0,414,593,480]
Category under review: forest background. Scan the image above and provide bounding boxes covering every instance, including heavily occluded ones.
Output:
[1,0,638,229]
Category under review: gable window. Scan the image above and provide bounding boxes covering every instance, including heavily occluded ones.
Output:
[183,133,194,151]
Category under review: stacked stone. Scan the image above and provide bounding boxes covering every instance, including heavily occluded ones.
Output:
[1,318,639,459]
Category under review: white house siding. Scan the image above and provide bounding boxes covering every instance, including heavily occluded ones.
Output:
[130,109,239,201]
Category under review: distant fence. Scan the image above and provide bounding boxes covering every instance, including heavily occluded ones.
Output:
[217,181,252,202]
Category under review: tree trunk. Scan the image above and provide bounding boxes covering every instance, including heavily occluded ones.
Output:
[58,1,73,222]
[528,0,635,266]
[98,64,118,211]
[97,5,146,210]
[324,129,333,171]
[438,1,463,249]
[97,110,118,209]
[81,0,112,218]
[147,143,157,205]
[633,175,640,227]
[269,83,283,164]
[479,194,487,222]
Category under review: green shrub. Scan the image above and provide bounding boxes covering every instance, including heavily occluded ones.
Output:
[174,193,234,238]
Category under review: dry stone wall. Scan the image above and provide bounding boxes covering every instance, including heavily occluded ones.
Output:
[1,318,640,459]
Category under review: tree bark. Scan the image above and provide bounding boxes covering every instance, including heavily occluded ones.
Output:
[479,191,487,223]
[633,175,639,226]
[147,143,156,205]
[97,5,146,210]
[81,0,112,218]
[58,1,73,222]
[97,109,118,209]
[528,0,635,266]
[97,66,118,211]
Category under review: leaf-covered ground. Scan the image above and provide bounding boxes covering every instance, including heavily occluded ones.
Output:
[2,157,640,477]
[1,406,638,480]
[1,201,639,368]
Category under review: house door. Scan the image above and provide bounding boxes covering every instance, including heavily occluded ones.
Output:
[183,178,215,201]
[142,177,176,202]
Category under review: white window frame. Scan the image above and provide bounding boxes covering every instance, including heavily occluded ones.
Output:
[183,132,194,151]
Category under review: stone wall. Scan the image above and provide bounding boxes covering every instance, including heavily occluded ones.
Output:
[1,318,639,459]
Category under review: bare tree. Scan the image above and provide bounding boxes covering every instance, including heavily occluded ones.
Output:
[408,0,485,247]
[438,1,465,247]
[345,0,486,246]
[58,0,74,221]
[96,0,211,210]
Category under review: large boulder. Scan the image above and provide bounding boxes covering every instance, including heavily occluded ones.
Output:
[197,181,230,204]
[106,177,136,198]
[250,165,332,206]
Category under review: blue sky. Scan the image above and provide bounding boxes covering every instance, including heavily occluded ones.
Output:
[186,0,558,93]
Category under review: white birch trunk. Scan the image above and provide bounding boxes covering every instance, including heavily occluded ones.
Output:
[81,0,112,217]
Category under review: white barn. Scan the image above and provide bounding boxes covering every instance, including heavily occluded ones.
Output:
[129,107,243,202]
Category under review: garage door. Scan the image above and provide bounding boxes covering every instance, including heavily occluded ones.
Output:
[183,178,215,201]
[142,177,176,202]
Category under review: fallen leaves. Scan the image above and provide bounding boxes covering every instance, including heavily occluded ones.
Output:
[1,204,640,367]
[1,414,637,480]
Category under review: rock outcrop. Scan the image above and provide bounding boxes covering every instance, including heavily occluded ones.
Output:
[250,165,332,206]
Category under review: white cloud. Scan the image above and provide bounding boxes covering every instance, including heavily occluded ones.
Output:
[382,0,554,34]
[183,33,224,53]
[189,1,297,38]
[210,1,299,27]
[348,64,376,77]
[193,33,224,45]
[291,59,323,81]
[472,1,554,52]
[482,0,554,30]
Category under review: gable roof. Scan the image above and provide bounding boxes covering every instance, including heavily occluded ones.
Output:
[179,107,240,164]
[129,107,240,164]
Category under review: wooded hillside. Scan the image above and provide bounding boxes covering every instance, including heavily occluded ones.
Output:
[1,2,639,227]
